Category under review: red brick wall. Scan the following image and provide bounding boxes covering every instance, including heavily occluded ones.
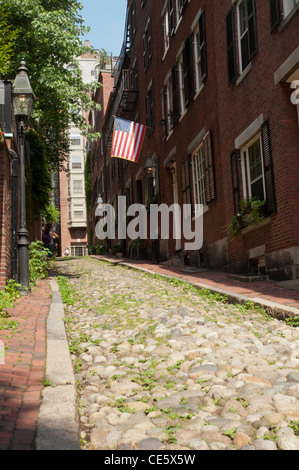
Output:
[0,142,12,288]
[91,0,299,276]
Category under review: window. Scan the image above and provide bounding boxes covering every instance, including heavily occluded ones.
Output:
[241,136,266,201]
[283,0,299,17]
[226,0,258,83]
[193,10,207,92]
[74,204,84,218]
[93,65,101,81]
[162,70,177,136]
[128,0,136,45]
[146,83,155,134]
[169,0,187,33]
[191,131,216,214]
[181,157,192,207]
[73,180,83,194]
[178,53,186,116]
[143,19,152,70]
[192,145,206,210]
[231,120,277,216]
[130,59,138,90]
[163,7,170,55]
[237,0,258,72]
[71,156,82,169]
[70,133,81,146]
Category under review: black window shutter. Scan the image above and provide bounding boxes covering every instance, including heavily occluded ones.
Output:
[226,7,237,85]
[203,131,216,204]
[247,0,258,59]
[269,0,281,32]
[261,120,277,215]
[172,64,180,124]
[230,149,241,214]
[183,35,195,106]
[181,156,192,209]
[199,10,207,82]
[161,86,168,137]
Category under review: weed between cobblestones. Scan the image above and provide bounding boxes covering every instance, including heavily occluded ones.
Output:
[55,258,299,451]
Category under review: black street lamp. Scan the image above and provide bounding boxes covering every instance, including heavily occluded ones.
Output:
[12,60,36,291]
[144,151,159,264]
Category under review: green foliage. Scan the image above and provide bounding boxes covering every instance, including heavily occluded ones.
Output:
[29,241,53,285]
[25,129,53,218]
[57,275,76,305]
[96,243,107,255]
[41,203,60,224]
[0,4,19,76]
[286,316,299,327]
[0,279,22,317]
[227,198,266,240]
[2,0,101,167]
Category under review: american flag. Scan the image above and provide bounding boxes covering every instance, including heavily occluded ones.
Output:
[111,117,146,163]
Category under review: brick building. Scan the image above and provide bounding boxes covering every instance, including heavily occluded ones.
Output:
[59,42,116,257]
[90,0,299,280]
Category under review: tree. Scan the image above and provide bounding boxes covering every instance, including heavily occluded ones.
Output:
[2,0,101,167]
[0,4,19,76]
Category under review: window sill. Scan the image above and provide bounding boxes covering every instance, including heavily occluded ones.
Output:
[192,205,209,222]
[236,63,253,86]
[193,83,204,101]
[162,47,169,62]
[280,4,299,31]
[179,109,187,123]
[166,129,174,141]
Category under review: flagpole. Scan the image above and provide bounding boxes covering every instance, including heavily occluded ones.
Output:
[112,115,153,131]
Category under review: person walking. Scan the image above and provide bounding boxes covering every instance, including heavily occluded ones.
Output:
[42,223,58,257]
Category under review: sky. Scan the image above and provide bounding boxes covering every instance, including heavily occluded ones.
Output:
[80,0,128,56]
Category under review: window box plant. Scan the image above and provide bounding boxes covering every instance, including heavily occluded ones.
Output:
[227,197,266,240]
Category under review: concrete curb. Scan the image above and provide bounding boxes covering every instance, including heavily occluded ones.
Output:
[35,277,80,451]
[92,256,299,321]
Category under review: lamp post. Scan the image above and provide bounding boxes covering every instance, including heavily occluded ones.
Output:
[144,152,159,264]
[12,60,36,291]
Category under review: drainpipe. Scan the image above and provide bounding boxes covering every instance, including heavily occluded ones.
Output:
[9,149,18,281]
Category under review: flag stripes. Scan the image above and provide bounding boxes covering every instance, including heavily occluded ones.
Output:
[111,117,146,163]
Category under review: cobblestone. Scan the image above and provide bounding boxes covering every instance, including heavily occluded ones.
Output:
[56,257,299,451]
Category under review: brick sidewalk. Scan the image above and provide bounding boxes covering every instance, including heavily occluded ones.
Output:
[93,256,299,314]
[0,279,51,450]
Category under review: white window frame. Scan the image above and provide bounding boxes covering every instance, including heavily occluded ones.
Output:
[193,22,203,94]
[162,5,170,56]
[192,144,206,214]
[283,0,299,17]
[240,134,266,201]
[165,74,173,134]
[73,204,84,218]
[71,155,82,170]
[236,0,250,73]
[73,179,83,194]
[70,133,81,146]
[178,53,186,116]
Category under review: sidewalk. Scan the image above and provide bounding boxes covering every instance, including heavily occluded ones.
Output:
[93,255,299,320]
[1,255,299,451]
[0,279,51,450]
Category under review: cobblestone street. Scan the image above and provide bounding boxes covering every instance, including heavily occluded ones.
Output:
[55,257,299,451]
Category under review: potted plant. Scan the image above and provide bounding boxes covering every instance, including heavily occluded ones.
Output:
[227,197,266,240]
